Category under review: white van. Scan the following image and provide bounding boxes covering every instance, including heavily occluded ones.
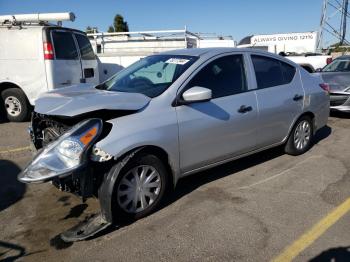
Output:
[0,13,99,121]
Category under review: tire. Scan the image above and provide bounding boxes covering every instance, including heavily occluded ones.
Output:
[284,116,314,155]
[111,153,169,222]
[1,88,31,122]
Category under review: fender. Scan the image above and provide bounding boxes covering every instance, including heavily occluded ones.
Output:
[60,147,144,242]
[98,147,144,222]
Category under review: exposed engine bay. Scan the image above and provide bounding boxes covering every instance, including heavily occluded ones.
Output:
[31,112,71,149]
[29,110,131,199]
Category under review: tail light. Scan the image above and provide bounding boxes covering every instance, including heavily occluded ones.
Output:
[319,83,330,93]
[326,57,332,65]
[43,42,54,60]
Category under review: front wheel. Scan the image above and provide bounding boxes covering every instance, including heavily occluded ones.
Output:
[1,88,31,122]
[111,153,169,222]
[284,116,314,155]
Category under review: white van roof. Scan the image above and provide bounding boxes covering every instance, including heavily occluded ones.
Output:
[0,12,75,25]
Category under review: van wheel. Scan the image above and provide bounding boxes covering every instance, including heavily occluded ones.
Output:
[111,153,169,223]
[285,116,313,155]
[1,88,31,122]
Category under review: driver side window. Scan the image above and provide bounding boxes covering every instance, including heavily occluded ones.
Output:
[187,54,247,99]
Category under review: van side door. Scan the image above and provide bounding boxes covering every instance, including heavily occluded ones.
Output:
[250,54,304,147]
[49,29,82,88]
[73,32,99,85]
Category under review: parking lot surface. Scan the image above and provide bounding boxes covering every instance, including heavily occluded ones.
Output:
[0,113,349,262]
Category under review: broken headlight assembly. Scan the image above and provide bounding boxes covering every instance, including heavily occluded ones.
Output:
[18,118,103,183]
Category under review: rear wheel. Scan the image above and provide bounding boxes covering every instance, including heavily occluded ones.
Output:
[111,153,169,222]
[284,116,313,155]
[1,88,31,122]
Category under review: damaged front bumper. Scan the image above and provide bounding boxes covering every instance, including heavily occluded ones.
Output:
[18,117,122,242]
[18,118,103,184]
[19,115,143,242]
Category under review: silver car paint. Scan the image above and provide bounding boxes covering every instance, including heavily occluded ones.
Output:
[300,69,330,130]
[35,84,151,116]
[35,48,329,186]
[316,71,350,112]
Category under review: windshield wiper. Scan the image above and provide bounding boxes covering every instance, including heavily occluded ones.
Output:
[95,83,106,90]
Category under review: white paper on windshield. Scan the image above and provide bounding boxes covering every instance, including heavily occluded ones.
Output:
[165,58,190,65]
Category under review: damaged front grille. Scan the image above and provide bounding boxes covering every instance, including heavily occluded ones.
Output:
[31,109,129,150]
[31,112,71,149]
[30,111,114,198]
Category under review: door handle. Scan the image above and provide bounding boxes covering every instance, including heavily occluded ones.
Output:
[59,81,71,86]
[293,94,304,101]
[238,105,252,113]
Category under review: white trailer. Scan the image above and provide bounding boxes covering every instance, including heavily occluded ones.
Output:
[88,29,236,82]
[237,31,318,54]
[237,31,332,72]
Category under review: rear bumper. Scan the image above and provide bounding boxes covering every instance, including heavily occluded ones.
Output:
[330,106,350,113]
[330,92,350,112]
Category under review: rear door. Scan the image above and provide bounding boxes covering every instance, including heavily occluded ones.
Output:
[73,32,99,84]
[50,29,82,88]
[250,54,304,147]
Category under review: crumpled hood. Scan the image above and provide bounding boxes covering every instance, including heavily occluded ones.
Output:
[35,84,151,116]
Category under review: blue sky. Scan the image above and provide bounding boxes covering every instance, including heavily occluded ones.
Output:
[0,0,334,45]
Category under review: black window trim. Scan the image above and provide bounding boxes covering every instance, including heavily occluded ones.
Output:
[50,29,80,61]
[250,54,297,90]
[173,52,252,106]
[73,32,96,61]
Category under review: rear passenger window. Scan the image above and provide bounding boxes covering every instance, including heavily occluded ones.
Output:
[187,55,247,98]
[75,34,96,60]
[251,55,284,89]
[281,62,296,83]
[51,31,78,60]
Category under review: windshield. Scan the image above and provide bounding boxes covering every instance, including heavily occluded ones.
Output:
[97,55,198,98]
[322,58,350,72]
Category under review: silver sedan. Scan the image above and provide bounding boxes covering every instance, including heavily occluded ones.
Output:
[18,48,329,240]
[316,55,350,112]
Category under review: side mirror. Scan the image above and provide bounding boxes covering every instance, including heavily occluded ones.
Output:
[182,86,212,104]
[315,68,323,72]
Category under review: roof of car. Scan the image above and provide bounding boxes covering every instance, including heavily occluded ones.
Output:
[335,55,350,60]
[160,47,270,57]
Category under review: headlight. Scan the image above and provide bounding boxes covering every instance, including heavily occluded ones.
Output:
[18,118,102,183]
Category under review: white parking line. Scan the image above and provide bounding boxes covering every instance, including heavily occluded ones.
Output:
[0,146,30,155]
[239,155,322,189]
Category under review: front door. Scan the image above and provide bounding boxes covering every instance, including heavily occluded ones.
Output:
[176,54,258,173]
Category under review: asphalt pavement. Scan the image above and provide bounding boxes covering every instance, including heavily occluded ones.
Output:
[0,113,349,262]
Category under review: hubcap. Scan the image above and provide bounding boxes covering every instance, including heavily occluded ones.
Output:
[293,120,311,150]
[117,165,161,213]
[4,96,21,117]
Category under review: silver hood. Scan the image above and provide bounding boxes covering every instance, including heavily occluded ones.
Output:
[35,84,151,117]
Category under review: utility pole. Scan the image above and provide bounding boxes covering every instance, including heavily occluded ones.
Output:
[317,0,349,50]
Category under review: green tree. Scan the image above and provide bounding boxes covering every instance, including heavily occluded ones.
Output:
[86,26,98,34]
[107,14,129,33]
[107,25,115,33]
[329,42,350,53]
